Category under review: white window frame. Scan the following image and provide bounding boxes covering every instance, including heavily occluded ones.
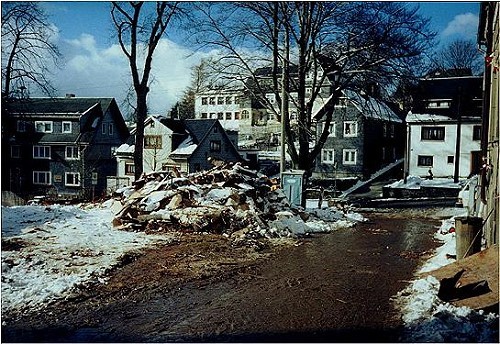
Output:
[102,123,107,134]
[65,172,80,186]
[108,123,114,136]
[343,121,358,137]
[343,149,357,165]
[35,121,53,133]
[11,145,21,158]
[62,121,72,133]
[65,146,80,160]
[33,171,52,185]
[321,149,335,164]
[33,145,51,159]
[323,122,336,137]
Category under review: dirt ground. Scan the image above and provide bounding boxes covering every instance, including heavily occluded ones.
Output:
[2,208,447,342]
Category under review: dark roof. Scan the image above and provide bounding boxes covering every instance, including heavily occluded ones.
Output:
[412,76,483,117]
[183,119,217,143]
[5,97,114,115]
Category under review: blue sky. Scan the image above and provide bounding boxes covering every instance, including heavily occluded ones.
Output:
[33,1,481,116]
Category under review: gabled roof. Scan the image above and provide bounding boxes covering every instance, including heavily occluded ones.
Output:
[343,90,402,123]
[183,119,218,144]
[5,97,114,115]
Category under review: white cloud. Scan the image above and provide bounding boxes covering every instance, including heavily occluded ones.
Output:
[46,33,208,118]
[442,13,479,40]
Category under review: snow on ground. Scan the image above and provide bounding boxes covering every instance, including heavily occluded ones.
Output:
[393,208,499,342]
[1,202,175,317]
[386,175,464,189]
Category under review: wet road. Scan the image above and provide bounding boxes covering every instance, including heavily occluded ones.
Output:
[2,209,443,342]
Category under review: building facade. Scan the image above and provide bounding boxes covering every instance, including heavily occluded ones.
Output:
[314,90,404,179]
[3,97,129,200]
[478,2,499,246]
[404,75,483,180]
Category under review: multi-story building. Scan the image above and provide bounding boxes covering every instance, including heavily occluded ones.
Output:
[404,74,483,179]
[314,90,405,179]
[2,96,130,200]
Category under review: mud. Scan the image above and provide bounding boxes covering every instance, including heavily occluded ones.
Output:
[2,208,444,342]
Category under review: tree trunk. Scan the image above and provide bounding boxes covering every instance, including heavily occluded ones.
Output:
[134,89,148,180]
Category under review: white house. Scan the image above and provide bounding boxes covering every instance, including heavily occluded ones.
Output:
[406,113,482,178]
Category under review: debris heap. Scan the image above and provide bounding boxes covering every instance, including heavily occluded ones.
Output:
[111,163,354,240]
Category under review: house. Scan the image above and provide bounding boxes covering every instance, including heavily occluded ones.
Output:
[114,116,242,183]
[405,75,483,179]
[477,1,499,247]
[2,96,130,200]
[194,57,337,148]
[313,90,405,180]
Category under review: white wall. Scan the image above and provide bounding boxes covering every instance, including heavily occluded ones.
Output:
[143,117,174,173]
[408,122,481,178]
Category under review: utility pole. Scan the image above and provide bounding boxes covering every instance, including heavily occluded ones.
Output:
[453,87,462,183]
[280,26,289,183]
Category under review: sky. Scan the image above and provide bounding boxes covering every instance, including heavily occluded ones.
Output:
[25,1,482,118]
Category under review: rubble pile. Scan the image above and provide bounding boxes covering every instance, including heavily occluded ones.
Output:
[111,163,354,241]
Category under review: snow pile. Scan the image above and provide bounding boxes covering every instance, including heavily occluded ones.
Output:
[112,163,358,240]
[393,210,498,342]
[387,175,463,190]
[394,276,498,342]
[1,203,175,317]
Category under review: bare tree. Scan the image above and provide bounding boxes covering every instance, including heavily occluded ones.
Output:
[111,1,181,180]
[187,2,434,176]
[433,39,482,75]
[1,2,61,98]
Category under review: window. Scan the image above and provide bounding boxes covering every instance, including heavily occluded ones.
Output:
[417,155,433,167]
[473,125,481,141]
[11,146,21,158]
[225,112,232,120]
[102,123,107,134]
[383,123,388,138]
[447,156,454,164]
[108,123,114,135]
[390,124,395,138]
[217,112,224,120]
[217,97,224,105]
[201,113,208,119]
[210,140,221,152]
[66,146,79,160]
[201,97,208,105]
[421,127,445,140]
[343,121,358,137]
[321,149,335,164]
[33,171,51,185]
[62,121,72,133]
[225,96,233,104]
[17,121,27,132]
[149,121,155,128]
[234,112,240,120]
[144,135,162,149]
[290,111,298,121]
[33,146,51,159]
[65,172,80,186]
[343,149,357,165]
[35,121,53,133]
[323,122,336,137]
[241,110,249,119]
[209,97,215,105]
[125,163,135,175]
[335,97,347,107]
[210,113,216,119]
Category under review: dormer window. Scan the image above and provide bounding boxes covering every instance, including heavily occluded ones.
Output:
[35,121,53,133]
[62,121,72,133]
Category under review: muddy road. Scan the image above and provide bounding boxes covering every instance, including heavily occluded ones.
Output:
[2,208,447,342]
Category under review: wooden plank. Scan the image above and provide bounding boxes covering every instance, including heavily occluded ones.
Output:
[421,245,499,310]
